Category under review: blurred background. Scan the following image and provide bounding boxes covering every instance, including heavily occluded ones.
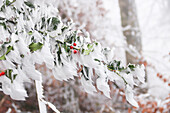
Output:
[0,0,170,112]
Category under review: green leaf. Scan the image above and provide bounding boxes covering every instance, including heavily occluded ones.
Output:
[24,1,35,8]
[0,45,13,60]
[0,55,6,60]
[116,61,121,67]
[13,74,17,80]
[5,69,12,82]
[6,46,13,55]
[107,65,115,71]
[40,17,46,29]
[63,42,70,53]
[0,4,5,11]
[57,46,62,65]
[51,17,60,25]
[5,0,16,6]
[84,49,91,55]
[84,44,94,55]
[20,54,24,58]
[95,42,98,46]
[5,69,17,83]
[28,31,33,35]
[47,17,60,30]
[29,42,43,52]
[94,58,100,62]
[6,0,11,6]
[87,44,93,50]
[81,48,85,54]
[61,27,68,32]
[0,22,7,30]
[128,64,135,71]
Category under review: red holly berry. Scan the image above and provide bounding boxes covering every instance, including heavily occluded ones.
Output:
[1,72,5,75]
[0,72,5,76]
[73,50,77,54]
[73,43,77,46]
[70,46,73,49]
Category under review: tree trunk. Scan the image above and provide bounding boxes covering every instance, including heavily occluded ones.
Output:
[119,0,142,64]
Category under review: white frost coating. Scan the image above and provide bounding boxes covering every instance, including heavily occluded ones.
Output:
[35,77,47,113]
[2,57,15,69]
[7,50,21,64]
[107,69,120,82]
[40,42,54,69]
[10,81,28,100]
[131,64,145,83]
[0,26,10,42]
[52,66,68,81]
[81,76,97,95]
[61,51,77,78]
[32,51,44,64]
[125,85,139,107]
[13,0,24,8]
[81,55,96,68]
[0,1,3,6]
[96,77,111,98]
[17,67,31,83]
[22,56,41,81]
[16,37,30,55]
[121,72,137,87]
[1,76,11,95]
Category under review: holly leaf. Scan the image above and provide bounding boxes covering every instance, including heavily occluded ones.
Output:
[28,31,33,35]
[47,17,60,31]
[84,44,94,55]
[0,45,13,60]
[0,55,6,60]
[87,44,93,50]
[6,0,11,6]
[24,1,35,8]
[5,69,17,83]
[84,49,91,55]
[6,46,14,55]
[29,42,43,52]
[128,64,135,71]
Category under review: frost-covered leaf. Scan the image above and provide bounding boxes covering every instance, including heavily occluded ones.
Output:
[40,42,54,69]
[96,77,111,98]
[81,76,97,95]
[131,64,145,83]
[125,85,139,107]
